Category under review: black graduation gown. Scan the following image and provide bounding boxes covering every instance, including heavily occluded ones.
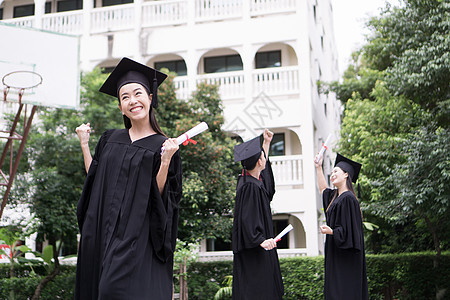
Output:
[322,188,369,300]
[232,161,284,300]
[75,129,182,300]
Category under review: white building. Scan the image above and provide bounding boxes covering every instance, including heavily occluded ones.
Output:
[0,0,341,259]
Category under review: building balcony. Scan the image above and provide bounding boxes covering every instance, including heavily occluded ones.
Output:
[271,155,303,186]
[173,66,299,101]
[1,0,297,35]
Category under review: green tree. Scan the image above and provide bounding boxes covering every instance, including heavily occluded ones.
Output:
[337,83,434,253]
[381,127,450,258]
[167,83,239,243]
[366,0,450,113]
[321,0,450,256]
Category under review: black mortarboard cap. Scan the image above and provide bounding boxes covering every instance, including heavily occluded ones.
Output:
[334,153,362,183]
[99,57,167,108]
[234,136,262,170]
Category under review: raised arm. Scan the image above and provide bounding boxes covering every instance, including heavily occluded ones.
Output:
[76,123,93,173]
[262,129,273,158]
[156,138,179,195]
[314,154,328,194]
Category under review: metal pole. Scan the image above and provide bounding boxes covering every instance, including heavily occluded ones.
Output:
[0,105,37,219]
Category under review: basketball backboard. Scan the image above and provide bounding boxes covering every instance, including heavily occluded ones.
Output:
[0,22,80,109]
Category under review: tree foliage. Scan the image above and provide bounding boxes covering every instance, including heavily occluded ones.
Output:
[366,0,450,111]
[154,76,239,242]
[323,0,450,254]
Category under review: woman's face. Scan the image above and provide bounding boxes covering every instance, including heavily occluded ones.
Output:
[330,166,348,187]
[118,83,152,123]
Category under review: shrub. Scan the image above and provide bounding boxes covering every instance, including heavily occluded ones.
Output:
[0,252,448,299]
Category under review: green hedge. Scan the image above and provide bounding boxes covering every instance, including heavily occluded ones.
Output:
[186,253,450,300]
[0,252,449,299]
[366,252,450,300]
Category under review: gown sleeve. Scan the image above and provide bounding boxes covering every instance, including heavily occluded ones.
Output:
[77,129,114,232]
[149,150,182,262]
[235,183,267,251]
[260,159,275,201]
[322,188,333,211]
[332,194,363,252]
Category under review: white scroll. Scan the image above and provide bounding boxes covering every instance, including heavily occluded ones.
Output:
[275,224,293,242]
[315,134,332,163]
[161,122,209,154]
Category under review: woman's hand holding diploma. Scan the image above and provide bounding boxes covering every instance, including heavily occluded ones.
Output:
[161,122,208,154]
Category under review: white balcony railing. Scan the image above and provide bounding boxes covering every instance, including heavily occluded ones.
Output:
[1,0,297,34]
[270,155,303,186]
[173,76,190,100]
[172,67,299,101]
[250,0,297,16]
[195,0,243,22]
[197,71,245,100]
[142,0,187,27]
[253,66,299,96]
[42,11,83,35]
[90,4,135,33]
[3,16,35,28]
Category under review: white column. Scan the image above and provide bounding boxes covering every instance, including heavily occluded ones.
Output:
[242,43,253,105]
[34,0,45,29]
[80,0,93,70]
[186,50,198,99]
[187,0,195,26]
[186,1,197,96]
[134,0,143,62]
[242,0,250,21]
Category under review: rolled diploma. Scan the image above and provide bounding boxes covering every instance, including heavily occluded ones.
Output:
[161,122,209,153]
[315,134,332,163]
[275,224,293,242]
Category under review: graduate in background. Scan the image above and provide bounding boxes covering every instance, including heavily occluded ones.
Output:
[232,129,284,300]
[315,153,369,300]
[75,58,182,299]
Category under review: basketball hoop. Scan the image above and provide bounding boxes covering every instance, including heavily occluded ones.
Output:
[2,71,43,103]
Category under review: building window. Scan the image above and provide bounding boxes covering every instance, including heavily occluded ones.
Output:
[102,0,133,7]
[57,0,83,12]
[273,219,289,249]
[270,133,285,156]
[204,54,243,73]
[206,237,231,251]
[13,4,35,18]
[45,2,52,13]
[155,60,187,76]
[255,50,281,69]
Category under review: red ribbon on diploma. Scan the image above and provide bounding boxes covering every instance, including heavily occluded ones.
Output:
[182,133,197,146]
[322,142,328,150]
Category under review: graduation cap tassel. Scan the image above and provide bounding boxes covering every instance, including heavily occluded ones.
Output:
[357,183,361,199]
[152,69,158,109]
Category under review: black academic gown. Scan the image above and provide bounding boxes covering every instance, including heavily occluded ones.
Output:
[322,188,369,300]
[232,161,284,300]
[75,129,182,300]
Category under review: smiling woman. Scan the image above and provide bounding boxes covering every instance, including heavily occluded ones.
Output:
[314,153,368,300]
[74,57,183,300]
